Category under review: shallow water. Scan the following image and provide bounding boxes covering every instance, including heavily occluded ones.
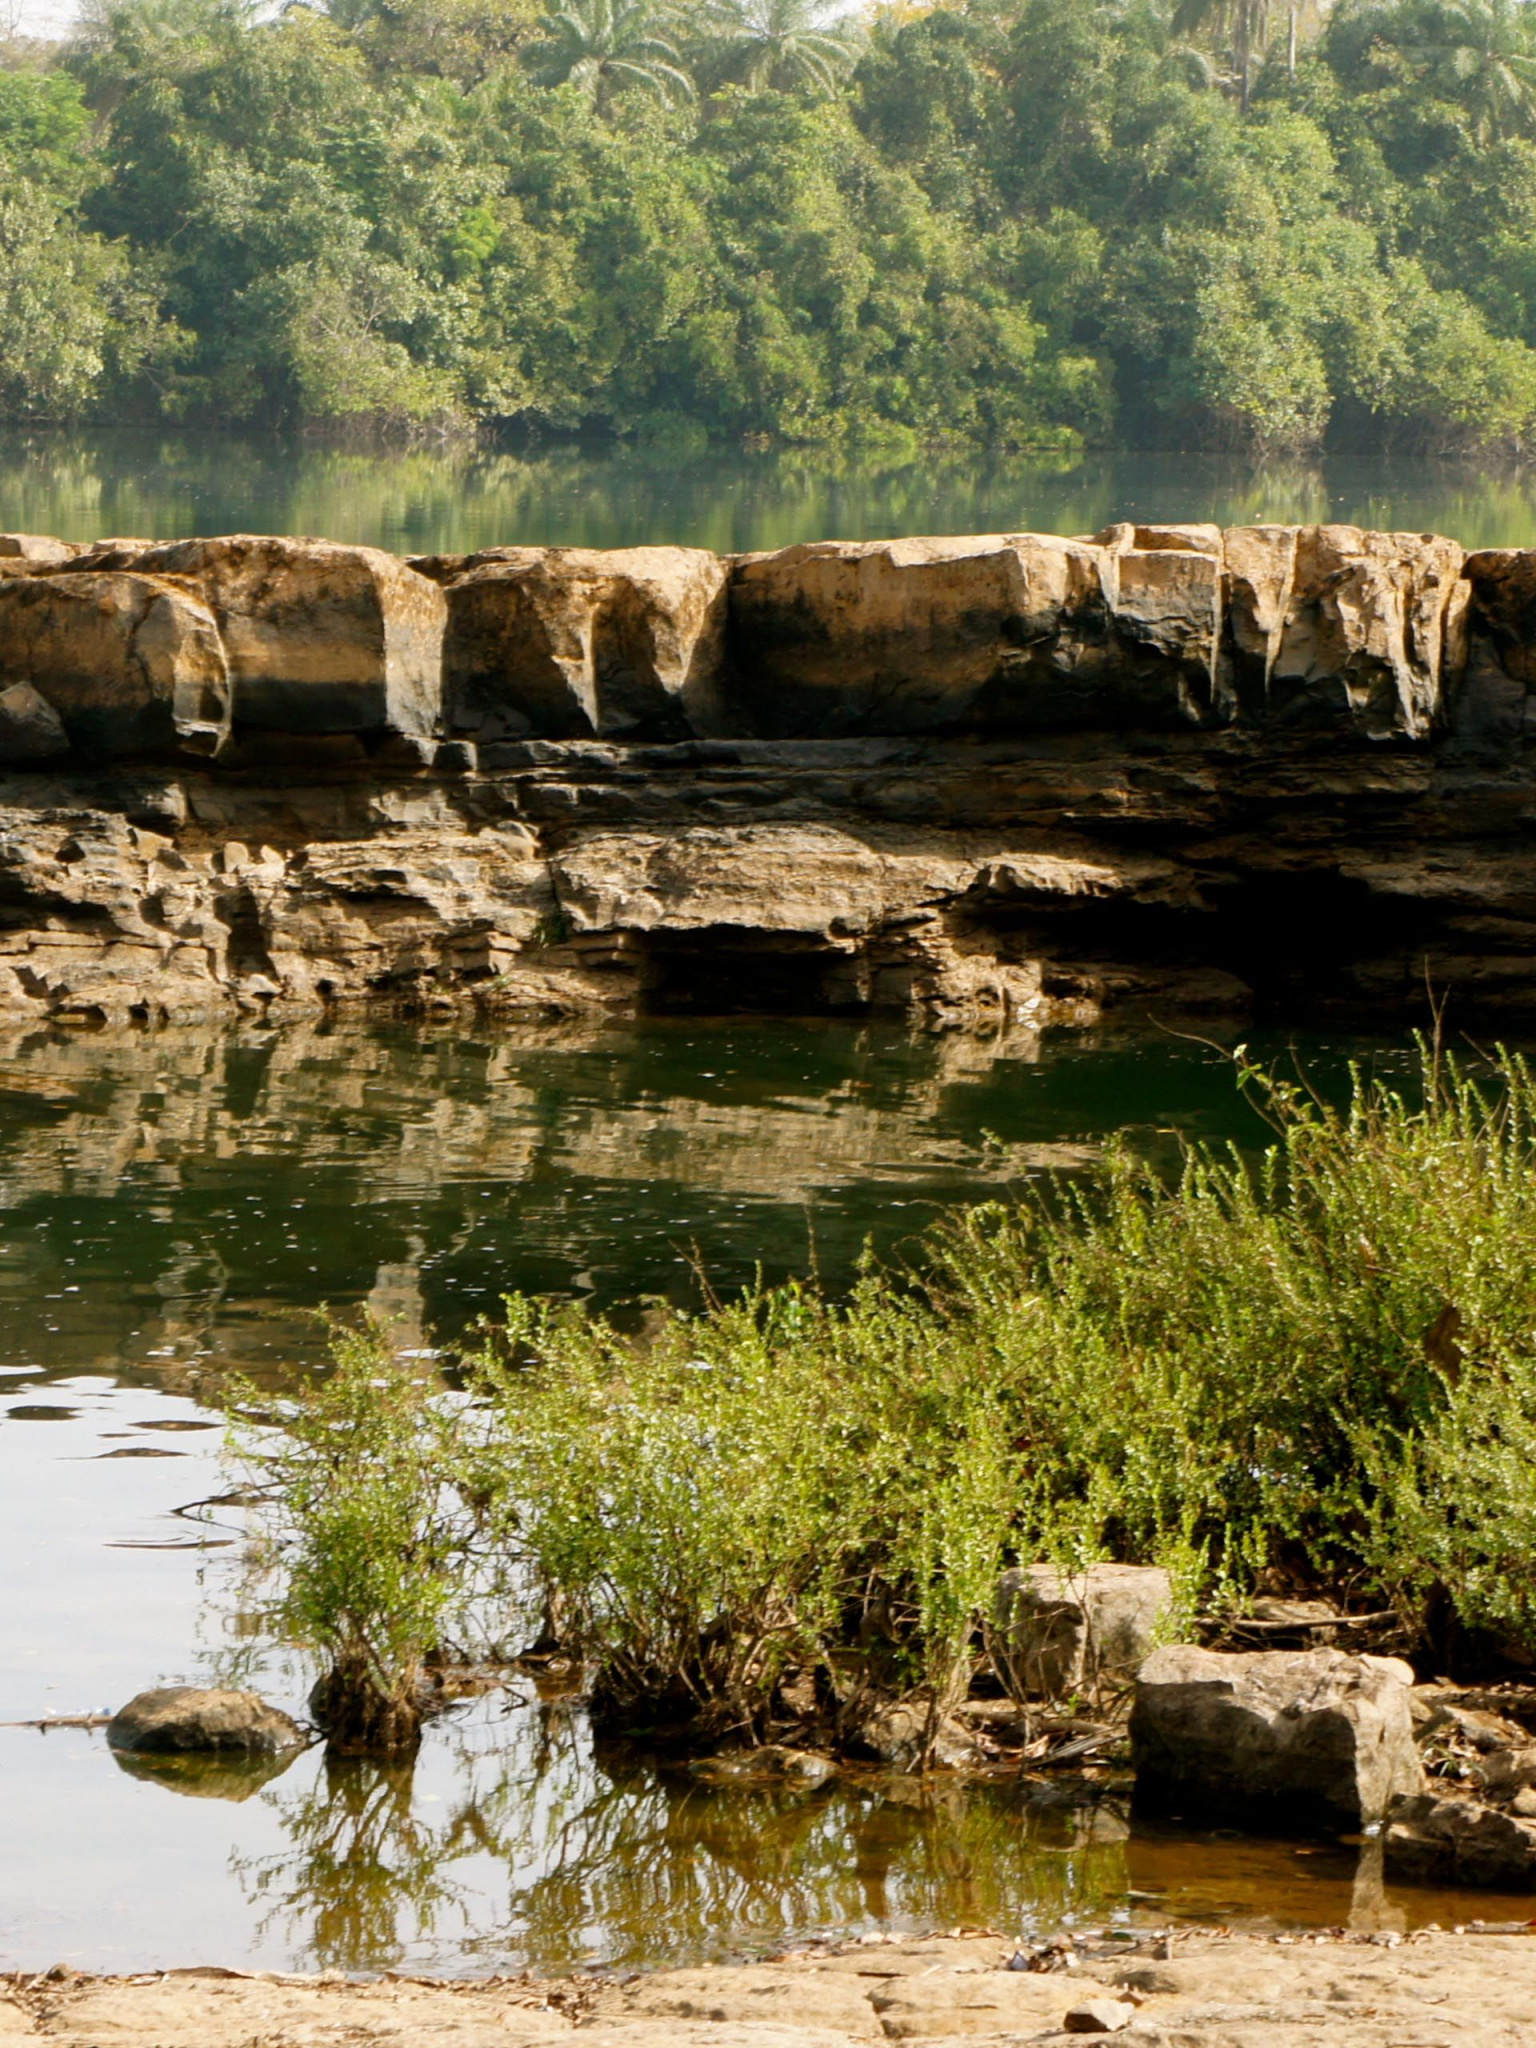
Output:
[5,1015,1519,1975]
[7,429,1536,553]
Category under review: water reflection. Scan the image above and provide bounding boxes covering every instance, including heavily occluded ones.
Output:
[226,1697,1137,1974]
[0,1015,1446,1975]
[8,427,1536,554]
[1,1015,1293,1388]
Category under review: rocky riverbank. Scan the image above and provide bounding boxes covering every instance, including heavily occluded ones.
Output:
[7,1926,1536,2045]
[3,522,1536,1027]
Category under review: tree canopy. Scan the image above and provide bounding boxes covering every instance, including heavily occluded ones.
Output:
[4,0,1536,452]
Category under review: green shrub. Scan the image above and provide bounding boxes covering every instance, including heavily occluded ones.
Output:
[233,1041,1536,1762]
[229,1320,479,1755]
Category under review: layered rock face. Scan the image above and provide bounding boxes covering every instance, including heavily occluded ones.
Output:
[0,520,1533,1027]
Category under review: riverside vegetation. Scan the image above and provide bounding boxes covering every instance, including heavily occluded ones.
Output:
[9,0,1536,453]
[231,1039,1536,1759]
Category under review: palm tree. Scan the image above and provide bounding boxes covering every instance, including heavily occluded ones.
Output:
[702,0,862,95]
[1169,0,1271,108]
[525,0,695,106]
[1414,0,1536,141]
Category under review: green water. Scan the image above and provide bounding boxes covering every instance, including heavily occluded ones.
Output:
[7,428,1536,553]
[2,1015,1494,1976]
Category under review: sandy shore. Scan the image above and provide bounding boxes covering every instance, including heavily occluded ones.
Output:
[7,1925,1536,2047]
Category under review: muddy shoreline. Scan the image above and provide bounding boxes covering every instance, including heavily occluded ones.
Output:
[8,1925,1536,2045]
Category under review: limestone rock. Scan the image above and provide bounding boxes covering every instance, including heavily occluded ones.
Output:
[867,1970,1121,2039]
[107,1685,304,1756]
[1131,1645,1424,1829]
[1270,525,1468,737]
[1457,548,1536,744]
[127,535,445,737]
[590,1964,882,2038]
[1098,520,1224,555]
[1478,1742,1536,1799]
[1221,524,1299,709]
[996,1562,1173,1698]
[1097,523,1227,722]
[727,532,1224,737]
[1385,1788,1536,1888]
[854,1700,985,1770]
[0,681,70,764]
[0,533,80,571]
[1062,2000,1137,2034]
[430,545,728,742]
[0,573,230,758]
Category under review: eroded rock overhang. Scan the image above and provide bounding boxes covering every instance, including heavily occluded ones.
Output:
[0,522,1532,1029]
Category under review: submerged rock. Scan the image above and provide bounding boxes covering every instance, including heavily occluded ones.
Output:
[996,1562,1173,1698]
[1130,1645,1423,1830]
[687,1745,837,1786]
[107,1685,304,1756]
[110,1743,302,1801]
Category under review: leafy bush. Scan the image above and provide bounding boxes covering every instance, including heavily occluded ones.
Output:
[229,1320,479,1755]
[234,1042,1536,1760]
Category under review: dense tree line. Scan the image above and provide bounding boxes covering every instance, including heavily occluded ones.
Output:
[5,0,1536,451]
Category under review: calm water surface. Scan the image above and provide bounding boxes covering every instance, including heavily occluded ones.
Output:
[4,421,1529,1965]
[5,1016,1517,1976]
[7,429,1536,552]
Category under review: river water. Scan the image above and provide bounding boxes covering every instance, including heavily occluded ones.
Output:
[4,1015,1525,1975]
[7,428,1536,554]
[2,434,1534,1974]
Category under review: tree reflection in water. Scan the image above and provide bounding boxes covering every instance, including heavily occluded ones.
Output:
[233,1695,1134,1974]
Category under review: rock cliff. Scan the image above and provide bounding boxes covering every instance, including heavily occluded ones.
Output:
[0,521,1533,1028]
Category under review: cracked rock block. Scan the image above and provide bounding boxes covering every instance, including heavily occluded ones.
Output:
[0,532,80,572]
[0,572,230,759]
[126,535,446,736]
[727,531,1225,737]
[996,1562,1173,1698]
[432,545,729,741]
[0,680,70,763]
[1385,1791,1536,1889]
[1132,1645,1424,1830]
[1456,549,1536,745]
[1269,525,1468,738]
[1220,524,1299,711]
[1095,524,1227,724]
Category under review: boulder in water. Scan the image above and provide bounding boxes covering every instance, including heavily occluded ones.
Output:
[107,1685,304,1756]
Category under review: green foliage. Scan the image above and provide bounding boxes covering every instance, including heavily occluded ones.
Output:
[236,1044,1536,1761]
[524,0,696,105]
[229,1322,477,1754]
[465,1276,1027,1734]
[2,0,1535,443]
[699,0,863,95]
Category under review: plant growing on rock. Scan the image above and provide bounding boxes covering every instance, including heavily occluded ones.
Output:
[228,1322,481,1757]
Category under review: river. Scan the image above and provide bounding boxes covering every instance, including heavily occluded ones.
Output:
[7,429,1536,555]
[0,432,1530,1975]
